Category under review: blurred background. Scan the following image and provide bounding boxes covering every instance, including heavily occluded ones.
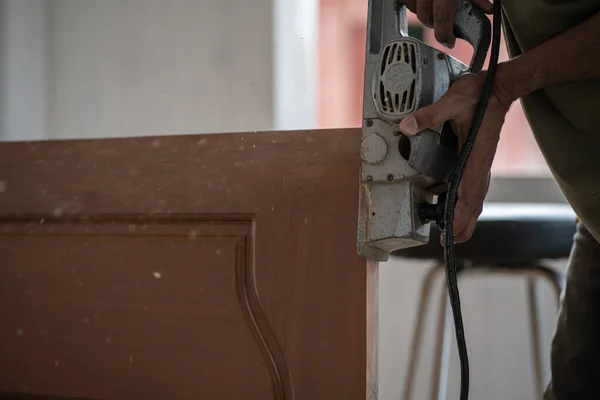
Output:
[0,0,568,398]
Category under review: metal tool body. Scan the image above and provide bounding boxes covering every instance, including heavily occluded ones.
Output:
[358,0,491,261]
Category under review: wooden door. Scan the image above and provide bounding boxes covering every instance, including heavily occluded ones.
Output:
[0,128,377,400]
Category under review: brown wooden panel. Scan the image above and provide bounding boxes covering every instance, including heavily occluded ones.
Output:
[0,217,286,399]
[0,129,377,399]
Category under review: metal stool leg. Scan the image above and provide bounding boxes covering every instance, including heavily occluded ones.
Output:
[527,265,565,397]
[408,263,563,400]
[464,265,563,398]
[528,265,564,307]
[526,276,544,400]
[436,295,453,400]
[403,264,445,400]
[430,279,449,400]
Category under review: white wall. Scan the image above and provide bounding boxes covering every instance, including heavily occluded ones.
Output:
[0,0,49,141]
[0,0,275,140]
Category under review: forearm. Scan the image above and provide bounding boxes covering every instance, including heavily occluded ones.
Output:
[497,10,600,102]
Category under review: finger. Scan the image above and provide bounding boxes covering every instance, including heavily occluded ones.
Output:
[452,162,490,241]
[433,0,455,48]
[452,197,482,243]
[470,0,494,14]
[416,0,433,28]
[453,213,479,243]
[398,93,458,135]
[452,198,478,238]
[439,208,479,246]
[439,200,475,247]
[439,230,458,247]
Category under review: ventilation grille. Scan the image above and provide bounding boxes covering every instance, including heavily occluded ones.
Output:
[373,41,418,117]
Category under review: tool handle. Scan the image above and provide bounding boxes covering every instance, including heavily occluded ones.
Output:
[396,0,491,72]
[453,0,491,72]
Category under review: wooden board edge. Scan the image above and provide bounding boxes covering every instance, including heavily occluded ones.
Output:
[366,260,379,400]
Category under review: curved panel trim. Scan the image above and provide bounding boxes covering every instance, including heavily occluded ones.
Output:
[0,214,294,399]
[235,234,294,399]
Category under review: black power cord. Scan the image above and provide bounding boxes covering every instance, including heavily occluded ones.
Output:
[442,1,502,399]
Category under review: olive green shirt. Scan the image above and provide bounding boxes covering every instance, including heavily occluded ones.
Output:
[501,1,600,240]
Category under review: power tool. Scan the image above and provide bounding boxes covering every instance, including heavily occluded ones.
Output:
[357,0,491,261]
[356,1,503,399]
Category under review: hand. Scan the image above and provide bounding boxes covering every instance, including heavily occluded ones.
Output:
[400,0,493,48]
[398,70,514,243]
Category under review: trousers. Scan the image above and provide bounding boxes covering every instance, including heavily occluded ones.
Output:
[544,222,600,400]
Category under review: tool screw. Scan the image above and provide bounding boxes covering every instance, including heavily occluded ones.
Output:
[423,58,428,65]
[387,173,394,181]
[366,119,373,127]
[367,175,373,181]
[437,53,445,60]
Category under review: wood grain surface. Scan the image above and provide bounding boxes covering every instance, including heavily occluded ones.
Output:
[0,128,378,400]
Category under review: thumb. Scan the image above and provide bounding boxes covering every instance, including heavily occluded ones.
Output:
[398,94,456,136]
